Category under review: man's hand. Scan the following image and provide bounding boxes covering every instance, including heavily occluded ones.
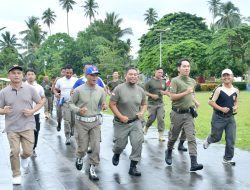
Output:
[186,87,194,95]
[232,105,238,112]
[79,107,88,115]
[3,106,12,114]
[55,92,60,99]
[151,94,159,100]
[220,107,230,113]
[136,112,144,120]
[22,109,34,117]
[119,115,129,123]
[101,103,108,111]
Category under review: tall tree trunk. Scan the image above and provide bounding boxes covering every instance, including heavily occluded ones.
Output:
[67,12,69,35]
[247,66,250,86]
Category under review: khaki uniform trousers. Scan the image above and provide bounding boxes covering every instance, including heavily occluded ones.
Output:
[113,120,144,161]
[75,119,101,165]
[167,111,197,156]
[7,129,34,177]
[145,103,165,132]
[62,102,75,136]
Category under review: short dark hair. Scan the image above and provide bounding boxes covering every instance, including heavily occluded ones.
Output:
[177,58,190,67]
[64,64,73,70]
[112,69,119,73]
[83,62,92,68]
[155,67,163,71]
[125,67,137,74]
[25,68,36,75]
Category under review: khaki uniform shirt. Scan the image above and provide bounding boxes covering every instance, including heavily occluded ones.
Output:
[110,82,147,119]
[70,83,106,116]
[144,78,167,105]
[170,76,196,109]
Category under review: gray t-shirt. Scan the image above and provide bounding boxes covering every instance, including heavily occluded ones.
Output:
[110,82,147,119]
[0,83,41,132]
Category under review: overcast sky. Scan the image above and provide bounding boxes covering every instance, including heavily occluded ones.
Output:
[0,0,249,56]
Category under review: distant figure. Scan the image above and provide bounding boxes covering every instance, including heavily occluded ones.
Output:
[52,67,66,131]
[144,67,168,141]
[203,69,239,166]
[0,65,43,185]
[25,68,46,157]
[42,75,53,119]
[107,69,123,94]
[73,63,105,89]
[54,65,77,145]
[109,67,147,176]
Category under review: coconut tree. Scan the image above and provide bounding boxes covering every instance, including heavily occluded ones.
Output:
[82,0,99,24]
[215,1,241,29]
[42,8,57,35]
[144,8,158,27]
[104,12,133,39]
[207,0,222,25]
[59,0,76,35]
[0,31,20,50]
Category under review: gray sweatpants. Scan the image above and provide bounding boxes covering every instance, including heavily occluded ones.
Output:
[113,120,144,161]
[145,104,165,132]
[167,111,197,156]
[207,112,236,160]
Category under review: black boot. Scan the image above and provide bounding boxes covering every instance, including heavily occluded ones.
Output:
[165,149,172,165]
[57,122,61,132]
[128,161,141,176]
[190,156,203,172]
[112,154,120,166]
[178,140,187,151]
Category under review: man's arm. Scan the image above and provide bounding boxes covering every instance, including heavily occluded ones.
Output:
[170,86,193,101]
[109,100,128,123]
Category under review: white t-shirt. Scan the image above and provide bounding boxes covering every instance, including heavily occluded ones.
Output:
[55,76,78,102]
[25,81,45,115]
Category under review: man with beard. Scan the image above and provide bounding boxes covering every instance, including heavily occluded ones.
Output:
[109,67,147,176]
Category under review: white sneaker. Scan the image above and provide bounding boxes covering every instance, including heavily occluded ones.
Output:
[89,165,99,180]
[223,158,236,166]
[21,157,29,169]
[203,139,210,149]
[12,175,21,185]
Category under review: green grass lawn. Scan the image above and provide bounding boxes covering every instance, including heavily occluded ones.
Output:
[106,91,250,151]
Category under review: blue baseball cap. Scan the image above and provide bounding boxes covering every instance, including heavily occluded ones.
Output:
[85,66,100,75]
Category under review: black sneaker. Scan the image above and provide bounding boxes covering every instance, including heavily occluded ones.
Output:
[75,158,83,170]
[112,154,120,166]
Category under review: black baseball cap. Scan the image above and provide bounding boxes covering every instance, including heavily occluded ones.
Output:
[8,65,23,73]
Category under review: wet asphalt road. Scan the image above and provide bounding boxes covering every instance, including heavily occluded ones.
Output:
[0,112,250,190]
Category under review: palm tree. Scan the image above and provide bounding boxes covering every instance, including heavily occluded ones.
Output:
[42,8,57,35]
[59,0,76,35]
[215,1,241,29]
[207,0,222,25]
[82,0,99,24]
[104,12,133,39]
[0,31,20,50]
[144,8,158,27]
